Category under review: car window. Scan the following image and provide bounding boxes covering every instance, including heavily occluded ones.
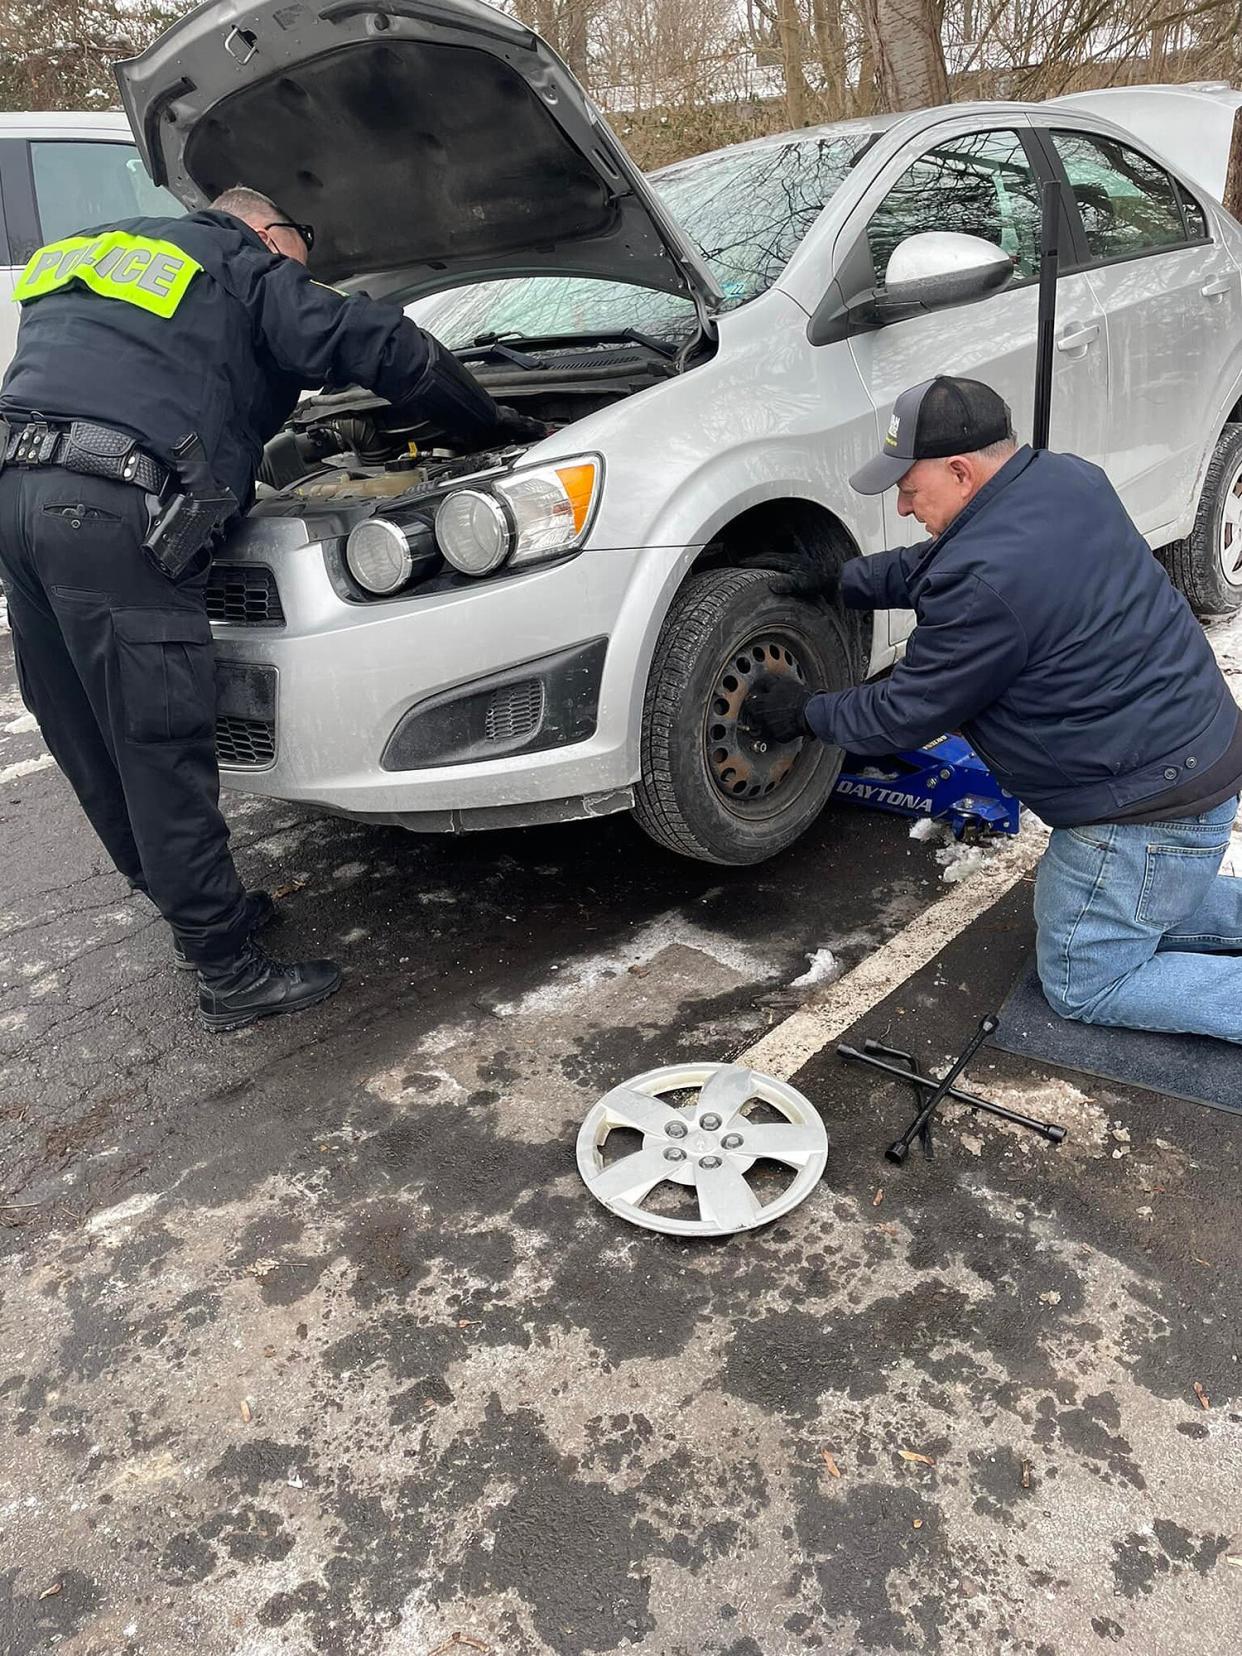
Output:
[867,129,1041,285]
[1050,131,1187,262]
[31,141,180,241]
[406,132,871,347]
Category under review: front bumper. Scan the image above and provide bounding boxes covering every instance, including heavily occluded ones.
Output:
[209,520,660,823]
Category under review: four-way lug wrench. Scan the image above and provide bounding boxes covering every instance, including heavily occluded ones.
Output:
[838,1013,1068,1164]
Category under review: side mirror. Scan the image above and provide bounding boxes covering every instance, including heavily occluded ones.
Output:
[880,231,1016,315]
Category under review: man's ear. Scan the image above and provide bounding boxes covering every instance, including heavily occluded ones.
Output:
[947,456,974,489]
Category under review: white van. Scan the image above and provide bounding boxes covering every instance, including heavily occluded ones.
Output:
[0,111,179,370]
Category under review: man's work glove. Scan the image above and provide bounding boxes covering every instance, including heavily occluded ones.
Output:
[768,564,840,608]
[745,676,815,744]
[493,406,552,445]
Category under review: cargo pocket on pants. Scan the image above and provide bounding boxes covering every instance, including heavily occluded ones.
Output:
[112,607,215,744]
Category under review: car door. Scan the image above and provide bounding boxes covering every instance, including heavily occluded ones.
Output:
[1039,125,1241,540]
[840,120,1108,644]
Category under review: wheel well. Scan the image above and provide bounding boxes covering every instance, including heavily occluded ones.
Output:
[1228,393,1242,425]
[691,498,873,680]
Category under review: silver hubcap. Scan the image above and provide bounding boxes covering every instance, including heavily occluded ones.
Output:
[1218,458,1242,585]
[577,1063,828,1237]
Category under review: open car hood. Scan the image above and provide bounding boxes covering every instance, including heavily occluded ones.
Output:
[114,0,723,309]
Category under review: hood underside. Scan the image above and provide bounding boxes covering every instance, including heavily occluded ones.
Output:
[115,0,722,306]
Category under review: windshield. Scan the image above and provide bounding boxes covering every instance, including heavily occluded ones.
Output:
[410,131,869,347]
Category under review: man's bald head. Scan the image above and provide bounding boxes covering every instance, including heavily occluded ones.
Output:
[210,186,309,264]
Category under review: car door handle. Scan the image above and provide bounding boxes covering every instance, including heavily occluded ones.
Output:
[1201,276,1233,300]
[1056,322,1100,355]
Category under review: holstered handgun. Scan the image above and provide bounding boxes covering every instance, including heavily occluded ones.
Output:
[143,432,238,582]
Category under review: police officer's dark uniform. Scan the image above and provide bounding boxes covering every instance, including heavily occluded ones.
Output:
[0,205,524,1029]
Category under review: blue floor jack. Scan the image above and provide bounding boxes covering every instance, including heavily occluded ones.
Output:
[831,733,1020,839]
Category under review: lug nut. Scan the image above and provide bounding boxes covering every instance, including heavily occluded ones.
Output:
[722,1133,744,1149]
[699,1155,722,1170]
[664,1146,686,1162]
[699,1113,722,1131]
[665,1120,688,1139]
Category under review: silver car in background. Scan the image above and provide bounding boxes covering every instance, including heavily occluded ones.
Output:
[117,1,1242,865]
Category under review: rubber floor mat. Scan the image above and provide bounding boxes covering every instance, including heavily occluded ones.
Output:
[994,958,1241,1115]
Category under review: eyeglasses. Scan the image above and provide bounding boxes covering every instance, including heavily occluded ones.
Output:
[263,218,315,254]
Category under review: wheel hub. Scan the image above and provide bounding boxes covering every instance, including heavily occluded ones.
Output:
[706,637,807,803]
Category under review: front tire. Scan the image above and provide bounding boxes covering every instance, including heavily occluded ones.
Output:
[1158,423,1242,618]
[633,567,855,865]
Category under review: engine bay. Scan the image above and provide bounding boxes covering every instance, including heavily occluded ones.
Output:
[256,335,686,508]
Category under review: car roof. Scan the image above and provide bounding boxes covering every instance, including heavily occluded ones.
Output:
[0,111,132,134]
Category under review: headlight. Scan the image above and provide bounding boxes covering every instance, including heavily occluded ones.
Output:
[435,489,513,576]
[435,456,601,578]
[345,518,415,594]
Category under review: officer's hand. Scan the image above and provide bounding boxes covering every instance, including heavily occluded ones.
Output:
[768,564,840,608]
[745,677,815,745]
[493,406,552,445]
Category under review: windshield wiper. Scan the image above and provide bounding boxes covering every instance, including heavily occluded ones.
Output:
[460,327,683,364]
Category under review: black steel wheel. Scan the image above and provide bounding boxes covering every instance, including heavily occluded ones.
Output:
[634,567,855,865]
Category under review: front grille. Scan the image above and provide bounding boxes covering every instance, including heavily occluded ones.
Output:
[206,563,285,627]
[216,714,276,768]
[485,679,544,743]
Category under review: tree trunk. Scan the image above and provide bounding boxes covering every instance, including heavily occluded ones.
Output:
[777,0,808,127]
[562,1,592,83]
[811,0,851,120]
[860,0,949,112]
[1223,106,1242,226]
[854,3,879,115]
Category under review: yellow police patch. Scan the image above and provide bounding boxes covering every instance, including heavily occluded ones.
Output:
[13,231,202,318]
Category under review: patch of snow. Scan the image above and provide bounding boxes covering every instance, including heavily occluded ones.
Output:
[0,753,54,786]
[909,816,941,842]
[85,1193,159,1236]
[790,947,841,988]
[3,711,38,736]
[936,840,991,885]
[495,909,782,1016]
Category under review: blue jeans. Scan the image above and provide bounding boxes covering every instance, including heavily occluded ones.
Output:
[1034,797,1242,1044]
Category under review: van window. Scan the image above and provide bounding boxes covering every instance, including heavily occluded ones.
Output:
[31,141,180,241]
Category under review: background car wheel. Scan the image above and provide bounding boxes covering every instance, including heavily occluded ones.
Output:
[1157,422,1242,618]
[633,567,855,865]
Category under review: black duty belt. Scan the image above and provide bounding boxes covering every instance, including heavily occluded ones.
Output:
[4,419,169,495]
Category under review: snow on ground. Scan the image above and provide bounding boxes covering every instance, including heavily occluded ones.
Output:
[789,946,842,988]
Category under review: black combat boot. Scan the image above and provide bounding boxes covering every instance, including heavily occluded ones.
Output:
[198,942,342,1032]
[173,890,278,970]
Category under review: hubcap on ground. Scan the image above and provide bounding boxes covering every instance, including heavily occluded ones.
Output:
[577,1063,829,1237]
[705,636,808,804]
[1218,458,1242,584]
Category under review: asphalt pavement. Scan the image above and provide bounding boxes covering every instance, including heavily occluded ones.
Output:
[1,621,1239,1656]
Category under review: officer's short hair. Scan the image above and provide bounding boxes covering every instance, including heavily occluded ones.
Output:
[210,185,285,225]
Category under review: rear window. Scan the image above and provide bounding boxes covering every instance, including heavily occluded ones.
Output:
[31,140,180,240]
[1051,131,1188,262]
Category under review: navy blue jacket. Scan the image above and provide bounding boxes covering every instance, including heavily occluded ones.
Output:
[806,447,1238,827]
[0,211,490,504]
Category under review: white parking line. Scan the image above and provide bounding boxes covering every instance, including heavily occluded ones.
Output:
[740,832,1044,1081]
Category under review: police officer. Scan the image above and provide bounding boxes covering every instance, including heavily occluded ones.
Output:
[0,185,542,1031]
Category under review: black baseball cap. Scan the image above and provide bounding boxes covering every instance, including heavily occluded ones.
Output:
[850,376,1013,495]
